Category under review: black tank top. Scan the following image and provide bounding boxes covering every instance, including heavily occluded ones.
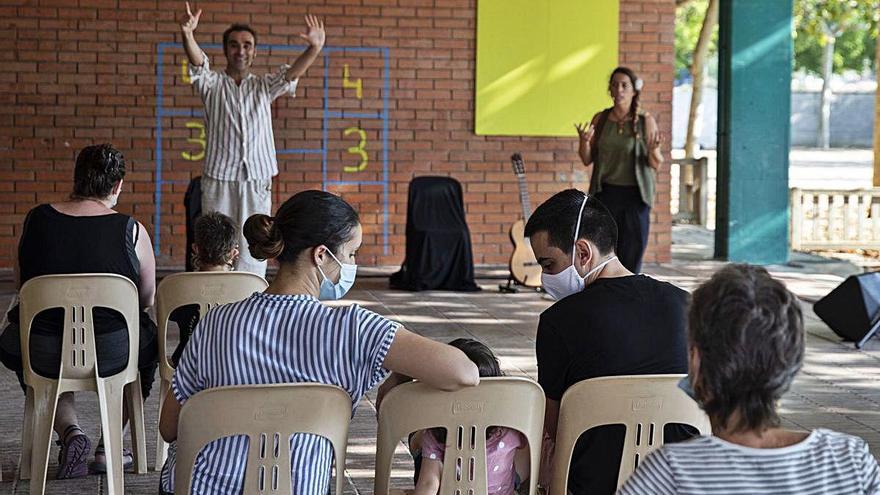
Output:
[9,204,140,334]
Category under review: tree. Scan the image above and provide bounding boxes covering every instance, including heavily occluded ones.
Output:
[675,0,718,77]
[685,0,718,159]
[794,0,878,148]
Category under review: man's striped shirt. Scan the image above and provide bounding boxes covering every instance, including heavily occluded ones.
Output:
[618,429,880,494]
[159,292,398,494]
[189,54,297,181]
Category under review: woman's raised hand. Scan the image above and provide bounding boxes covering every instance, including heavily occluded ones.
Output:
[574,121,595,144]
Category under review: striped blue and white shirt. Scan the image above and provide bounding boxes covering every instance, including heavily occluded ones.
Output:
[190,54,298,181]
[618,429,880,494]
[159,292,398,494]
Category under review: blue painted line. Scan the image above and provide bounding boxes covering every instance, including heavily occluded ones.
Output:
[154,44,164,255]
[155,42,391,258]
[161,108,204,118]
[277,149,323,155]
[322,51,329,191]
[382,47,390,255]
[326,111,381,119]
[324,46,384,53]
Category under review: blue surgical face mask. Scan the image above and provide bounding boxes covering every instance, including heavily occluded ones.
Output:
[317,248,357,300]
[677,375,699,403]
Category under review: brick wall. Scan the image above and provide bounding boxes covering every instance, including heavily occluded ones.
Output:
[1,0,675,269]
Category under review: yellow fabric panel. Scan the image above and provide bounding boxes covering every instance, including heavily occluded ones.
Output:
[475,0,619,137]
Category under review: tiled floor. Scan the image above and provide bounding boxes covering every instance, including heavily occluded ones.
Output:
[1,246,878,493]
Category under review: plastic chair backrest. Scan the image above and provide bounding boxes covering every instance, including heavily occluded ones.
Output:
[175,383,352,495]
[375,377,545,495]
[156,271,267,381]
[19,273,140,386]
[550,374,711,493]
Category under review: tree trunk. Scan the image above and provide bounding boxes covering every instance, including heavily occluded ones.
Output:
[684,0,719,159]
[818,33,835,149]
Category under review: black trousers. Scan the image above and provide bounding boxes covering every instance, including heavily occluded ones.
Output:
[595,184,650,274]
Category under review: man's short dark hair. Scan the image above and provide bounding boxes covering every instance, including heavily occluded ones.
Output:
[72,144,126,199]
[524,189,617,255]
[194,212,239,268]
[689,264,805,433]
[223,24,258,47]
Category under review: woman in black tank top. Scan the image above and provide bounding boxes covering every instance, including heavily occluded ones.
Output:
[0,144,158,479]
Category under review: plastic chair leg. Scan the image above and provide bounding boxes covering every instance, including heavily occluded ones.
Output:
[29,383,60,495]
[126,377,148,474]
[97,379,126,495]
[155,378,170,471]
[20,387,34,480]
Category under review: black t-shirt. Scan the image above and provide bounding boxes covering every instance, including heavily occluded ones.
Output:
[536,275,691,495]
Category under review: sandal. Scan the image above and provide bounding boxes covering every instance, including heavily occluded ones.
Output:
[89,442,133,474]
[56,425,91,479]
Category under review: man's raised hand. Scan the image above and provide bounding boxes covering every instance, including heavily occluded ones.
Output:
[299,15,326,49]
[181,1,202,35]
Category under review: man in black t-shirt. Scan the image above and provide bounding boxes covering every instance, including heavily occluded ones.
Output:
[524,189,691,494]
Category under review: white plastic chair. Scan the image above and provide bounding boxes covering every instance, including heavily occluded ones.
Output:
[174,383,352,495]
[549,374,711,494]
[154,271,267,469]
[18,274,148,495]
[375,377,545,495]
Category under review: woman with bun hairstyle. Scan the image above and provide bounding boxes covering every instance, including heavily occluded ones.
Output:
[158,190,480,495]
[575,66,664,274]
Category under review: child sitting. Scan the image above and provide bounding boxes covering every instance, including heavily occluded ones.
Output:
[169,211,239,366]
[412,338,529,495]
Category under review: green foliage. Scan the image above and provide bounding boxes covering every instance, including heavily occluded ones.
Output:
[793,0,878,75]
[675,0,718,74]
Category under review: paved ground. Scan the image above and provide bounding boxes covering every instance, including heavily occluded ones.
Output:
[1,236,878,493]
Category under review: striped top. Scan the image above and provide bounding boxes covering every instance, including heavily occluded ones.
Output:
[159,292,398,494]
[189,54,298,181]
[617,429,880,495]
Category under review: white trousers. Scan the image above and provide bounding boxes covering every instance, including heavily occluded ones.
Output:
[200,176,272,278]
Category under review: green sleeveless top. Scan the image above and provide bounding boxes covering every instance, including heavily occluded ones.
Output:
[587,109,656,206]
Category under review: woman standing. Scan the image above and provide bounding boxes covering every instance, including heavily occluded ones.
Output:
[576,67,663,274]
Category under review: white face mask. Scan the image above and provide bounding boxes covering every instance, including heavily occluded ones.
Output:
[541,195,617,301]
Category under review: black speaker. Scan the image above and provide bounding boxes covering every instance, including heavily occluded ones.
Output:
[814,272,880,348]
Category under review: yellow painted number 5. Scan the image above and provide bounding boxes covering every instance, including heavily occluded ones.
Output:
[181,121,205,161]
[344,127,368,172]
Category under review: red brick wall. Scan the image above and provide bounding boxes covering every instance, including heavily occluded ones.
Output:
[1,0,674,269]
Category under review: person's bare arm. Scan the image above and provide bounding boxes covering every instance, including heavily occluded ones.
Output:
[538,398,560,489]
[159,391,182,442]
[285,15,325,82]
[134,222,156,309]
[180,2,205,67]
[413,457,442,495]
[645,113,664,171]
[381,327,479,391]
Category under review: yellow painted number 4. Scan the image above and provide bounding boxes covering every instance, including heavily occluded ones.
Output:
[181,121,205,161]
[343,64,362,99]
[344,127,368,172]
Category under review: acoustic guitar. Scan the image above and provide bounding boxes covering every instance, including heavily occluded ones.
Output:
[507,153,543,288]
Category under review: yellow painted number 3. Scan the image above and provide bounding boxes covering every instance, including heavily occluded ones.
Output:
[181,121,205,161]
[344,127,368,172]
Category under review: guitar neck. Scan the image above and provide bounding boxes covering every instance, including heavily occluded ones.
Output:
[517,174,531,221]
